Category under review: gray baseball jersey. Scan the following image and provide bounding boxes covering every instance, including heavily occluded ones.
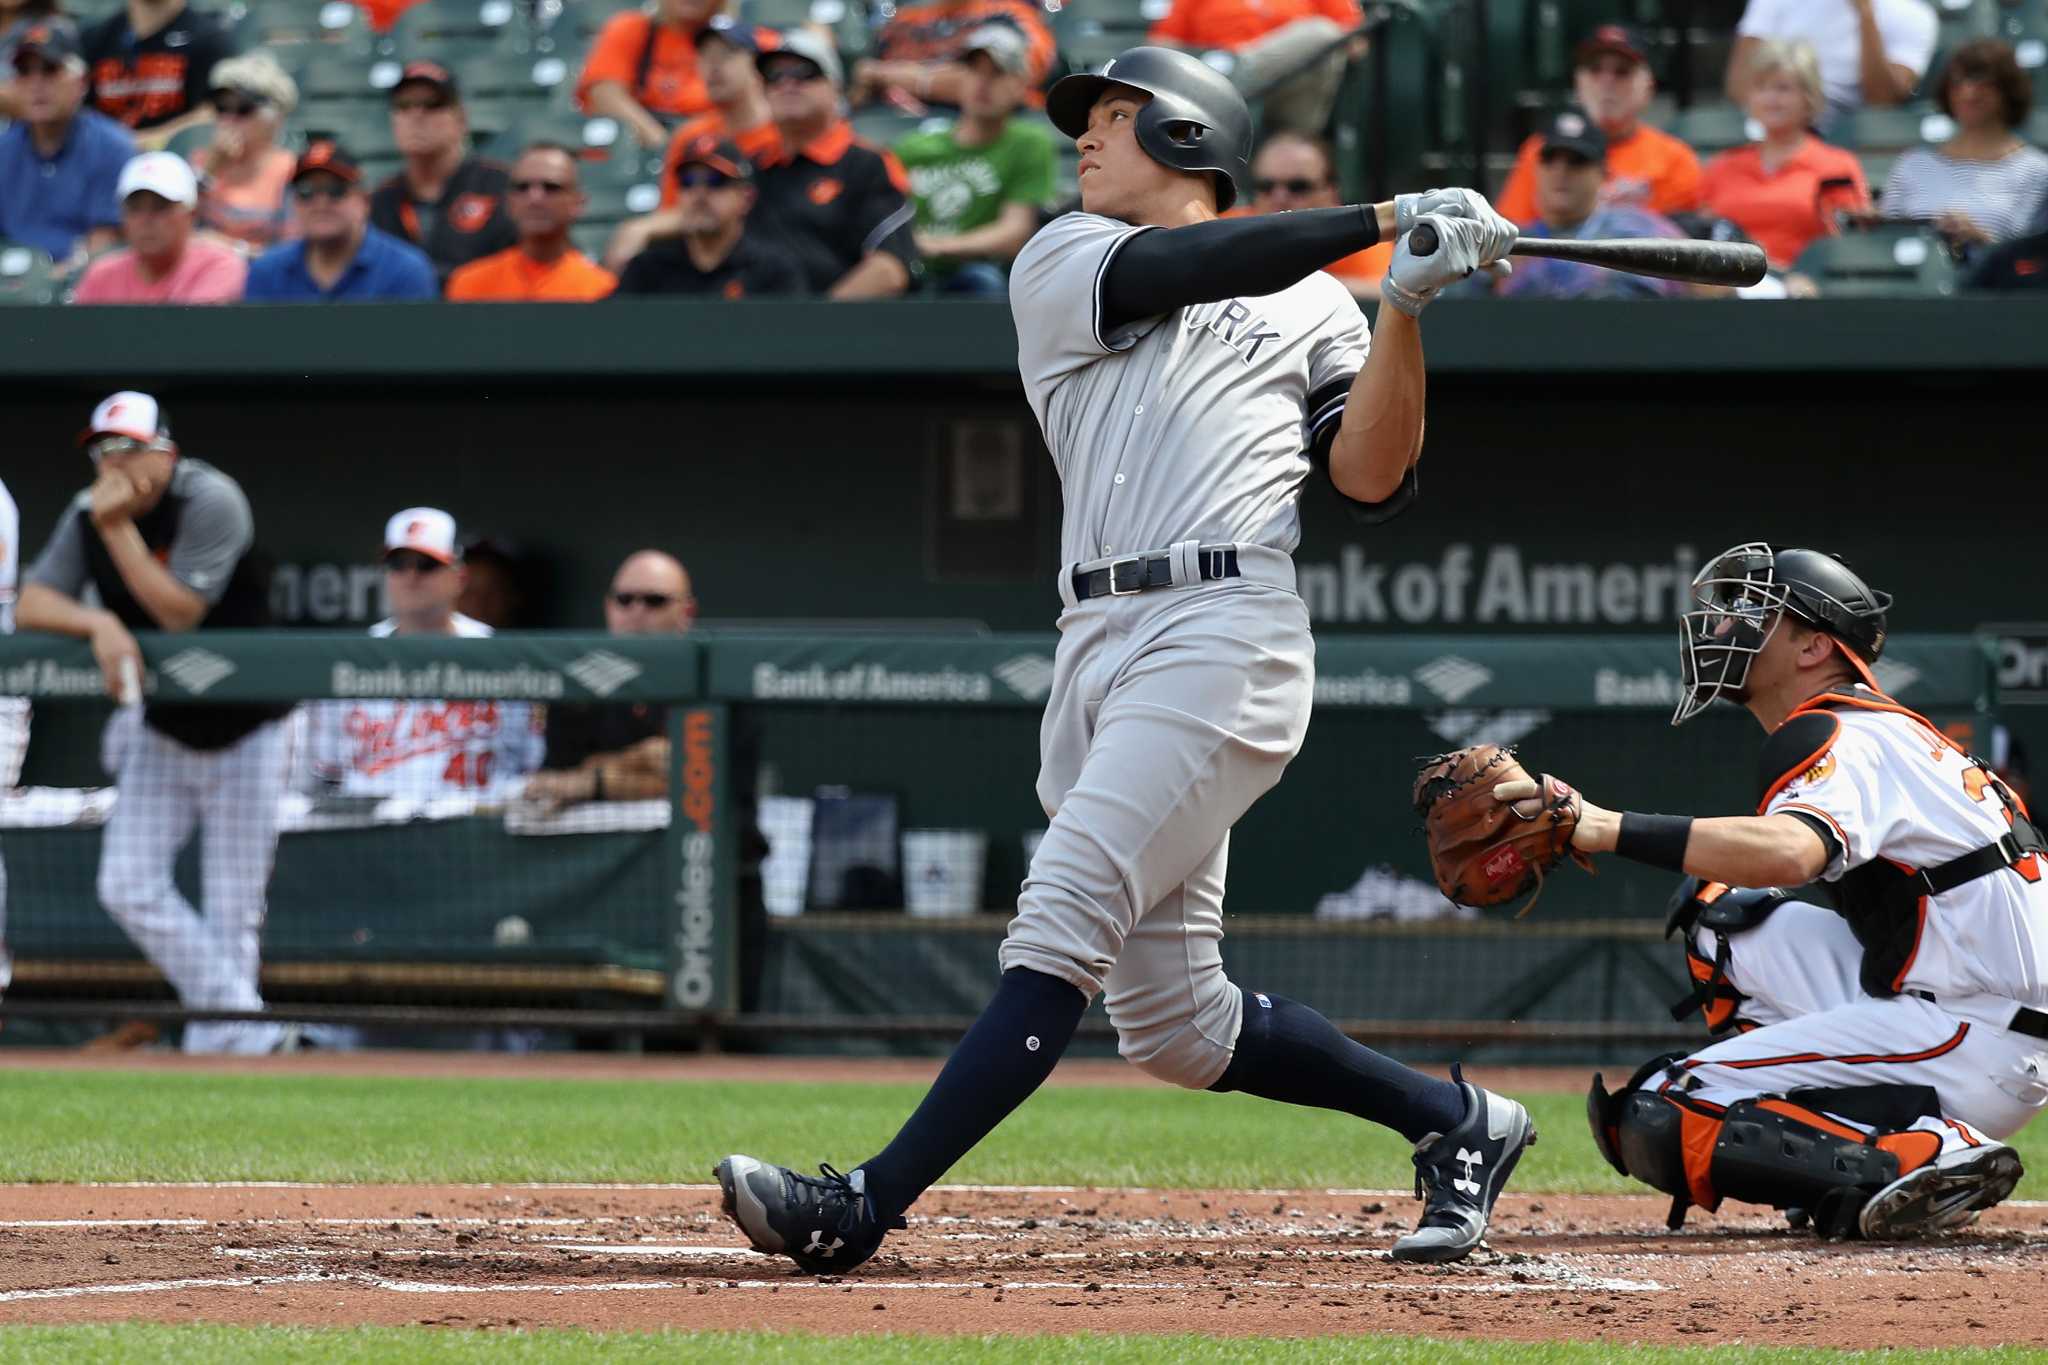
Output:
[1009,211,1370,566]
[996,211,1377,1091]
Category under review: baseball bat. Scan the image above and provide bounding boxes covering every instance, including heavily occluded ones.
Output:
[1407,221,1769,287]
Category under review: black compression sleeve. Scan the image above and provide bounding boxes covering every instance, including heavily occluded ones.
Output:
[1100,206,1381,333]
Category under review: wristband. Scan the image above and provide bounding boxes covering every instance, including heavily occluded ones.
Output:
[1615,813,1693,873]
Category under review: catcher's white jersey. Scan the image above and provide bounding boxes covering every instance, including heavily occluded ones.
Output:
[1764,691,2048,1019]
[299,615,543,799]
[1010,211,1369,567]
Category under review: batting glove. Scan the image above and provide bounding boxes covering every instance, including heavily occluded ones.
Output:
[1383,213,1493,318]
[1393,188,1517,277]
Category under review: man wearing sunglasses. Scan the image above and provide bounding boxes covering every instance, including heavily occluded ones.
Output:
[1484,107,1687,301]
[1240,130,1388,302]
[18,391,298,1054]
[297,508,542,801]
[369,62,515,284]
[524,551,694,816]
[446,143,617,302]
[612,134,801,297]
[73,150,245,303]
[749,29,920,298]
[0,25,134,267]
[244,141,436,302]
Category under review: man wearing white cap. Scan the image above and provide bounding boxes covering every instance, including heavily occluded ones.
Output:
[297,509,542,800]
[18,393,296,1054]
[72,150,246,304]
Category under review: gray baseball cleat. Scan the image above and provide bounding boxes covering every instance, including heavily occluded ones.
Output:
[1858,1141,2022,1240]
[714,1155,904,1274]
[1390,1066,1537,1264]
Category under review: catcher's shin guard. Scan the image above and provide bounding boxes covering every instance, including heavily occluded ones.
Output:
[1589,1068,1933,1233]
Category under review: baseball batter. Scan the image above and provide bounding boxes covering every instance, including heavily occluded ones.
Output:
[295,509,543,802]
[720,46,1531,1271]
[19,393,297,1054]
[1545,543,2042,1237]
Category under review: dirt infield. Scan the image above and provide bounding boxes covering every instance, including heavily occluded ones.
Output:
[2,1182,2044,1344]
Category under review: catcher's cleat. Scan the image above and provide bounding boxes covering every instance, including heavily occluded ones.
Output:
[715,1155,904,1274]
[1391,1066,1537,1264]
[1858,1141,2022,1240]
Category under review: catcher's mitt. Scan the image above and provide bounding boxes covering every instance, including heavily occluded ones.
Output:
[1412,745,1592,914]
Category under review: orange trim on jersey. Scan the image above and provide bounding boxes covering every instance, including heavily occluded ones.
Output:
[1682,1021,1971,1071]
[1756,713,1841,813]
[1775,801,1851,852]
[1786,691,1965,759]
[1875,1129,1941,1174]
[1676,1103,1722,1211]
[791,121,855,167]
[1877,854,1931,993]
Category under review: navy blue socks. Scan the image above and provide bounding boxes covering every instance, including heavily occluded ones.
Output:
[1209,988,1467,1142]
[857,967,1088,1222]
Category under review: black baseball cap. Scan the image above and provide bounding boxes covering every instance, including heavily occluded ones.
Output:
[1575,23,1648,69]
[392,59,461,103]
[674,133,752,183]
[291,139,363,186]
[1538,106,1607,162]
[11,22,79,69]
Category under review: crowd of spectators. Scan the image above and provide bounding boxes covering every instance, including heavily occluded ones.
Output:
[6,0,2048,300]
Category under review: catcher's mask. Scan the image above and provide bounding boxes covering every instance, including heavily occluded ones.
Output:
[1672,542,1892,726]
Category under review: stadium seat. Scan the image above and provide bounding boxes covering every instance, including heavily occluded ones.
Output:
[1794,224,1959,295]
[1836,104,1952,152]
[232,0,370,50]
[296,52,391,110]
[1664,102,1753,153]
[0,244,58,306]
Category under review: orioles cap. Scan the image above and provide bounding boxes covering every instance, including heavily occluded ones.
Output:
[384,507,460,565]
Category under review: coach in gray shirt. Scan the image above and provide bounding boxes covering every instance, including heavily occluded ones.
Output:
[19,391,296,1054]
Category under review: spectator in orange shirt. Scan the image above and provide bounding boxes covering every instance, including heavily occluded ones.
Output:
[1149,0,1364,133]
[445,144,617,302]
[604,16,782,273]
[1700,39,1870,272]
[355,0,421,33]
[1243,131,1386,301]
[1494,25,1701,225]
[577,0,721,149]
[852,0,1054,111]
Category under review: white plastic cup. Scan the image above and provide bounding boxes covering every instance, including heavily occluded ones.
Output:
[902,829,987,917]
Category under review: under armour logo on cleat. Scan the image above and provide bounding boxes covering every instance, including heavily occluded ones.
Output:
[1453,1148,1484,1197]
[804,1231,844,1257]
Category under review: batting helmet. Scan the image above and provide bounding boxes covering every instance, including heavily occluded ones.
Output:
[1046,46,1252,210]
[1673,542,1893,724]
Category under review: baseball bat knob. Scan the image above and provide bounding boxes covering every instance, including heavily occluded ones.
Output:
[1409,220,1440,256]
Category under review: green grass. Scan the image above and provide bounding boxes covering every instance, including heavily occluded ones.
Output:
[0,1069,2044,1197]
[0,1070,1594,1188]
[1,1329,2043,1365]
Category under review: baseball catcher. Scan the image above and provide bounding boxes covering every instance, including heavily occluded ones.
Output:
[1496,544,2042,1237]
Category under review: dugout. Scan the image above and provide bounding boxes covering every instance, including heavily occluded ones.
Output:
[0,628,1996,1058]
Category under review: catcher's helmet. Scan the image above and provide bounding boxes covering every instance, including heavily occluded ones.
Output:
[1673,542,1892,725]
[1046,46,1252,210]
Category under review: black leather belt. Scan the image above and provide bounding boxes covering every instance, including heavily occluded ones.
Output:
[1908,990,2048,1038]
[1072,545,1239,601]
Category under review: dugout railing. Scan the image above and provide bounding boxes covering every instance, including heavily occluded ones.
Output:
[0,630,1999,1055]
